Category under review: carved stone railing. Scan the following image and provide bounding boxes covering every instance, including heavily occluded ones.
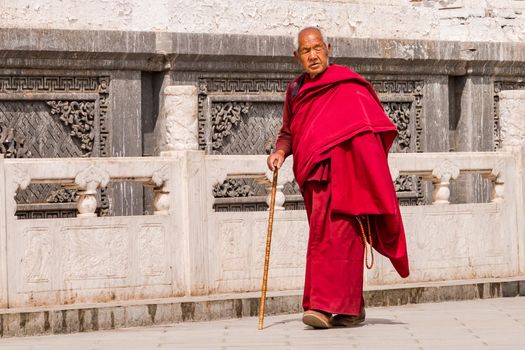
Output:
[3,157,172,218]
[207,152,512,211]
[204,150,522,291]
[389,152,509,205]
[0,149,523,308]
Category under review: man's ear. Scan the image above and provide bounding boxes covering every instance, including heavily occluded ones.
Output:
[293,50,300,62]
[327,43,332,56]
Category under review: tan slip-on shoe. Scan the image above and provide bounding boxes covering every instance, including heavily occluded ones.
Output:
[331,306,366,327]
[302,310,332,329]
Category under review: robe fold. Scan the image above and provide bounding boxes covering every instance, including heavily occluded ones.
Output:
[276,64,409,315]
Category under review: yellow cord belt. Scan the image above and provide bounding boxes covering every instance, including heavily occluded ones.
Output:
[355,215,374,269]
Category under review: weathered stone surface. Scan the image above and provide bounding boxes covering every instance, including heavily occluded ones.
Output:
[500,90,525,148]
[1,1,524,43]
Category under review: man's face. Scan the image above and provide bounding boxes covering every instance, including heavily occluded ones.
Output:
[294,30,331,79]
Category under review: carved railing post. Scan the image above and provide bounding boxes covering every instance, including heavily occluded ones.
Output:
[10,166,31,216]
[265,182,285,211]
[151,165,170,215]
[74,165,110,217]
[483,161,505,203]
[265,162,295,211]
[429,160,460,205]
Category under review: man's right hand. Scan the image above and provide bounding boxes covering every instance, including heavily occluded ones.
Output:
[267,150,286,171]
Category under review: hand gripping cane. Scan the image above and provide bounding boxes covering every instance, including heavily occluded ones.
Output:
[258,160,279,330]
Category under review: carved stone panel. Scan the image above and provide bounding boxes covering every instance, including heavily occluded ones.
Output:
[22,228,52,285]
[138,224,168,277]
[59,225,128,280]
[494,80,525,150]
[371,80,424,153]
[198,76,291,155]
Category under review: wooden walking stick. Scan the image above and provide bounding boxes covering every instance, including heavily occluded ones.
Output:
[258,160,279,330]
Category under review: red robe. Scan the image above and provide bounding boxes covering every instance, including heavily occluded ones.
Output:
[276,64,409,315]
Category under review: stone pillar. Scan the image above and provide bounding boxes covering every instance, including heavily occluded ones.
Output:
[168,150,208,296]
[157,85,199,155]
[450,75,494,204]
[110,70,144,216]
[0,155,6,307]
[499,90,525,274]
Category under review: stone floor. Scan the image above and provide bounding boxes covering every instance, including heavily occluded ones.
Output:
[1,297,524,349]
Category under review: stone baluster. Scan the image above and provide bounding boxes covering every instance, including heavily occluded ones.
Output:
[265,182,285,211]
[74,165,110,217]
[265,161,295,211]
[430,160,460,205]
[483,161,505,203]
[151,165,170,215]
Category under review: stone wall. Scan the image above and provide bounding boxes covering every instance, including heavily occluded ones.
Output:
[1,0,525,42]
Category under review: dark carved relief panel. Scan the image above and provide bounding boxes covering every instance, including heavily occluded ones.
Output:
[0,76,111,218]
[494,80,525,150]
[373,80,425,206]
[47,100,96,155]
[211,102,284,155]
[0,125,31,158]
[198,77,291,154]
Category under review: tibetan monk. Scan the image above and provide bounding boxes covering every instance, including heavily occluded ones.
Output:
[267,27,409,329]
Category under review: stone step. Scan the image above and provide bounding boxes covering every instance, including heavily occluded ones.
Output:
[1,276,524,338]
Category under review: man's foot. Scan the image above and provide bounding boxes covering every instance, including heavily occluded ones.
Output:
[302,310,332,329]
[331,306,366,327]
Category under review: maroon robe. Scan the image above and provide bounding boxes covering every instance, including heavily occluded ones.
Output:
[276,64,409,315]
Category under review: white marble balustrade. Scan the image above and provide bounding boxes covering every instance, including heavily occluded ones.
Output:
[0,150,522,308]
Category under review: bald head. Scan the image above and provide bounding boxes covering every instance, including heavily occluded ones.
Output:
[296,27,325,50]
[294,27,331,79]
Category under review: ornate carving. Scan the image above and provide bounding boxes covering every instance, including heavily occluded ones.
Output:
[23,228,52,283]
[432,160,460,182]
[0,75,111,217]
[211,102,251,150]
[60,226,128,279]
[12,166,31,192]
[394,175,414,192]
[47,101,96,155]
[138,225,167,276]
[199,78,289,95]
[16,209,77,219]
[75,165,110,192]
[383,102,412,153]
[46,188,77,203]
[151,165,170,188]
[370,79,424,153]
[0,127,32,158]
[493,80,525,150]
[0,76,110,156]
[197,76,292,152]
[213,179,255,198]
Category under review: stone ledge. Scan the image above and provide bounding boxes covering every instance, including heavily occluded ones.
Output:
[0,28,525,74]
[0,276,524,338]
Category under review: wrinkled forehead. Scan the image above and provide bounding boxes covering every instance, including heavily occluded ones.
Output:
[297,29,326,49]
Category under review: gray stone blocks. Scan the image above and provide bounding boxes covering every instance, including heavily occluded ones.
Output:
[1,278,523,338]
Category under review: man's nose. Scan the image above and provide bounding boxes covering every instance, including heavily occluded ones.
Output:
[308,50,318,60]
